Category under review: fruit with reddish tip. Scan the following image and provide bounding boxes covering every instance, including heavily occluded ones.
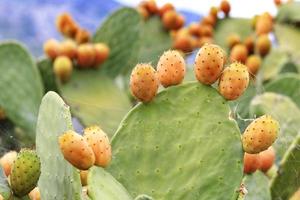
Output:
[157,50,186,87]
[246,55,261,76]
[130,64,159,102]
[77,44,95,68]
[220,0,231,16]
[141,0,158,15]
[230,44,248,63]
[43,39,61,59]
[60,40,77,59]
[256,34,271,57]
[159,3,174,17]
[56,13,77,37]
[29,187,40,200]
[259,146,275,172]
[174,15,185,30]
[84,126,112,167]
[242,115,279,154]
[227,34,241,49]
[94,43,110,67]
[59,130,95,170]
[219,62,249,100]
[244,153,260,174]
[53,56,73,82]
[194,44,225,85]
[0,151,17,177]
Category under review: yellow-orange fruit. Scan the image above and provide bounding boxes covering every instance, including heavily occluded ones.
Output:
[244,36,255,54]
[220,0,231,16]
[230,44,248,63]
[75,29,90,44]
[198,37,214,48]
[259,146,275,172]
[201,15,217,27]
[59,130,95,170]
[174,15,185,30]
[94,43,110,67]
[162,10,182,30]
[219,62,249,100]
[256,34,271,57]
[53,56,73,82]
[188,23,202,37]
[77,44,95,68]
[142,0,158,15]
[251,15,259,30]
[43,39,61,59]
[0,151,17,177]
[62,22,79,38]
[227,33,241,49]
[246,55,261,75]
[158,3,174,17]
[84,126,112,167]
[130,63,159,102]
[60,40,77,59]
[244,153,261,174]
[137,6,150,20]
[200,25,213,37]
[157,50,186,87]
[0,107,6,120]
[173,34,194,53]
[274,0,282,6]
[242,115,279,154]
[194,44,225,85]
[29,187,40,200]
[80,170,88,186]
[56,13,73,34]
[256,15,273,35]
[209,6,219,19]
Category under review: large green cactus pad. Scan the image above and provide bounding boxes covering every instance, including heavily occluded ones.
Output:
[214,18,252,51]
[138,16,172,65]
[244,172,271,200]
[250,92,300,162]
[87,167,132,200]
[108,82,243,200]
[58,70,131,137]
[93,8,142,77]
[36,92,82,200]
[0,42,44,140]
[270,134,300,200]
[276,2,300,24]
[265,73,300,108]
[37,58,58,92]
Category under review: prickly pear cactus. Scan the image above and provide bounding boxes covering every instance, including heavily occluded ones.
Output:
[93,8,142,77]
[36,92,83,200]
[244,172,271,200]
[37,58,58,92]
[270,134,300,200]
[108,82,243,200]
[250,92,300,161]
[0,168,11,199]
[87,167,132,200]
[276,1,300,24]
[266,73,300,108]
[0,42,44,140]
[138,16,172,64]
[58,71,131,137]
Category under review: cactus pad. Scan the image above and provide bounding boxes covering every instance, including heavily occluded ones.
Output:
[108,82,243,200]
[87,167,132,200]
[244,172,271,200]
[276,2,300,24]
[0,168,11,199]
[36,92,83,200]
[270,134,300,200]
[37,58,58,92]
[58,70,131,137]
[250,92,300,161]
[93,8,142,77]
[0,42,44,139]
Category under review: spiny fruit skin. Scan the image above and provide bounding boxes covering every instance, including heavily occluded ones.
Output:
[246,55,261,76]
[43,39,61,59]
[243,153,260,174]
[256,34,271,57]
[0,151,17,177]
[59,130,95,170]
[10,149,41,197]
[0,107,6,120]
[77,44,96,68]
[157,50,186,87]
[219,62,249,100]
[60,40,77,59]
[53,56,73,82]
[80,170,88,186]
[242,115,279,154]
[194,44,224,85]
[227,34,241,49]
[83,125,112,167]
[230,44,248,63]
[94,43,110,67]
[29,187,40,200]
[130,64,159,103]
[220,0,231,16]
[259,146,275,172]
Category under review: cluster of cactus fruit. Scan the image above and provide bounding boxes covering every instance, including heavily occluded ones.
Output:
[43,13,110,83]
